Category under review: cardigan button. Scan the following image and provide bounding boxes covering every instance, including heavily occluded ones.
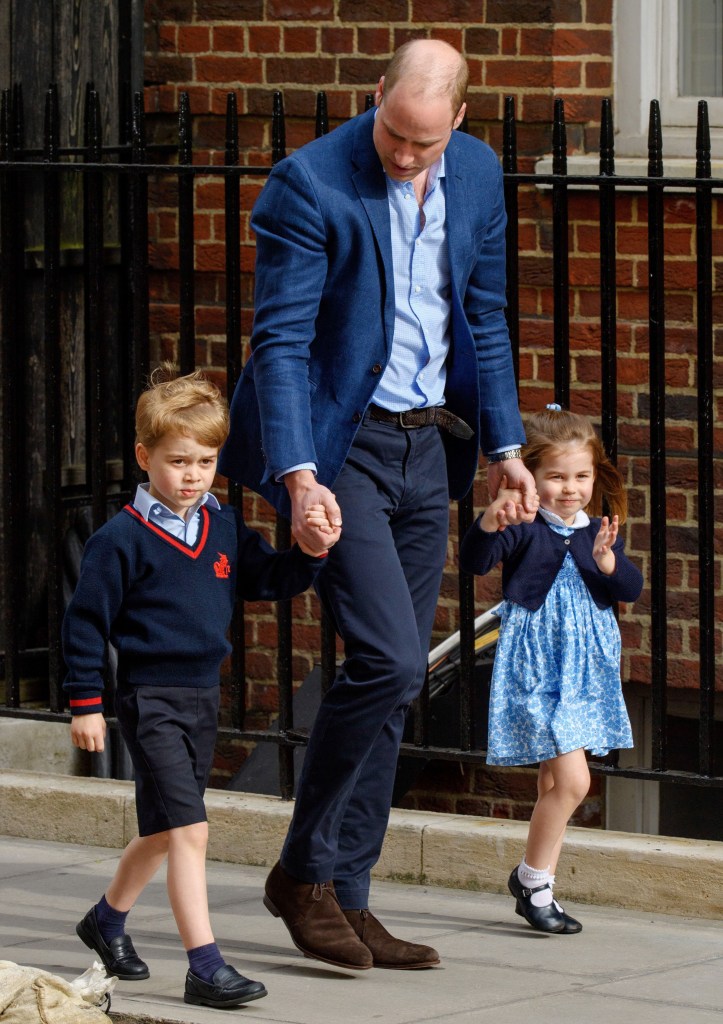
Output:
[564,538,571,545]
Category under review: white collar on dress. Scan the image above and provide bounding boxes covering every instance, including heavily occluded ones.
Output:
[538,507,590,530]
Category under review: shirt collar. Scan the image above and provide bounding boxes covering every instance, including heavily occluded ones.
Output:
[427,153,445,192]
[133,482,220,523]
[538,506,590,530]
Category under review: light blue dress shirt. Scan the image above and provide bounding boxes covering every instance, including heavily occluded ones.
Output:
[133,483,221,546]
[372,155,449,411]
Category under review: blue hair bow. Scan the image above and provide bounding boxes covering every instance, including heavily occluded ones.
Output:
[546,403,562,412]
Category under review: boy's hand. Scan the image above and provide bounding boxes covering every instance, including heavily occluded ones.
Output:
[71,713,107,753]
[593,515,618,575]
[297,503,342,557]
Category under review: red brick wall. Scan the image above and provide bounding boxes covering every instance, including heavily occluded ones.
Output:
[144,1,614,159]
[142,1,722,815]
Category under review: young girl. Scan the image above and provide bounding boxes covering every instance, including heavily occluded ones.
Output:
[459,405,643,934]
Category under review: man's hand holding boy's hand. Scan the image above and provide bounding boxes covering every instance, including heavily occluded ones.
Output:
[284,469,342,557]
[71,713,107,753]
[297,503,342,557]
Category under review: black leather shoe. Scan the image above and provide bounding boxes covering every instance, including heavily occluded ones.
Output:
[507,867,565,934]
[514,899,582,933]
[184,965,268,1008]
[76,906,150,979]
[551,900,582,934]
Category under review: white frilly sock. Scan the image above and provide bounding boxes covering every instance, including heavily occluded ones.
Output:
[517,859,553,907]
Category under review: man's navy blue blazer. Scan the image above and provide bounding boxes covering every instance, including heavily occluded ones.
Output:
[219,108,525,516]
[459,514,643,611]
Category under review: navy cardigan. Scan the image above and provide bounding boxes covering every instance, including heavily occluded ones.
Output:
[459,513,643,611]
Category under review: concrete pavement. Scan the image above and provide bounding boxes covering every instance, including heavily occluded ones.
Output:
[2,772,722,920]
[1,835,722,1024]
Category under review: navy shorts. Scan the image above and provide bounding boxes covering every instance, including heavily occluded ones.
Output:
[115,682,220,837]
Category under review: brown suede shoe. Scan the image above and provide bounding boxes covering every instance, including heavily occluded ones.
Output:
[264,862,373,970]
[343,909,440,969]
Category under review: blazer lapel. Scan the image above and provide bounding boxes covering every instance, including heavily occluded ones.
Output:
[351,111,396,355]
[442,137,474,290]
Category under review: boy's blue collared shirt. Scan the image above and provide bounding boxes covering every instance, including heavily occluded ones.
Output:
[133,483,220,546]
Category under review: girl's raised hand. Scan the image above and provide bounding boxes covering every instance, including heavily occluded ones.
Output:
[593,514,618,575]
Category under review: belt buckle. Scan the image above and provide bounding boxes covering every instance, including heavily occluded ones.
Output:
[397,410,417,429]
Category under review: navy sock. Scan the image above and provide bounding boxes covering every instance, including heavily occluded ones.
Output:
[188,942,226,983]
[94,894,129,942]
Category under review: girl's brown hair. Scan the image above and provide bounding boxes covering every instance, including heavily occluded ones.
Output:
[522,407,628,522]
[135,363,229,450]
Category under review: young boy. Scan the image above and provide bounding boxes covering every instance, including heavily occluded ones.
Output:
[62,366,338,1009]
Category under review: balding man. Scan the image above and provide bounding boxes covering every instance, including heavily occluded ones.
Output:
[220,39,536,971]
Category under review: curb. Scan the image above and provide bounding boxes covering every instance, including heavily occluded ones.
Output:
[1,770,721,919]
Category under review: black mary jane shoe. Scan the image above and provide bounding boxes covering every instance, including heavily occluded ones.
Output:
[550,897,583,934]
[507,868,565,934]
[184,965,268,1008]
[76,906,150,979]
[515,898,583,933]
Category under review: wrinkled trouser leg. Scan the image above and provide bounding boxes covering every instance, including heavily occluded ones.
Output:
[281,418,449,909]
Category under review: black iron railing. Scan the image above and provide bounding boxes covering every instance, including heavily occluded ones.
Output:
[0,85,720,795]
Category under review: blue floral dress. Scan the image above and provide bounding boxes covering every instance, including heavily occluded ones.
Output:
[486,521,634,767]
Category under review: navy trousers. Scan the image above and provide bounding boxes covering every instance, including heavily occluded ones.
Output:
[280,414,450,908]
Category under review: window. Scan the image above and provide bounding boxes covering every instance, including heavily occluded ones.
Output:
[615,0,723,158]
[678,0,723,97]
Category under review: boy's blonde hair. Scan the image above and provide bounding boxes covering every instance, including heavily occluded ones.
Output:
[135,363,229,450]
[522,407,628,523]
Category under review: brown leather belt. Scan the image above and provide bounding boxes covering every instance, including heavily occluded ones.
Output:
[367,404,474,440]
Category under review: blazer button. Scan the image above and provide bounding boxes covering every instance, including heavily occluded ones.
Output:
[352,412,361,423]
[564,538,571,545]
[372,363,382,374]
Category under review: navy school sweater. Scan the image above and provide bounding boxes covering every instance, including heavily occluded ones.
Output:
[62,503,325,715]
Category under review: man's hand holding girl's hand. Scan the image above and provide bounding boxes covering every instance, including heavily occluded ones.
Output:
[479,476,533,533]
[487,458,539,524]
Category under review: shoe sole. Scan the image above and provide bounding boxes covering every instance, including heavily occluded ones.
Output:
[184,986,268,1008]
[372,959,441,969]
[263,893,373,971]
[75,921,151,980]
